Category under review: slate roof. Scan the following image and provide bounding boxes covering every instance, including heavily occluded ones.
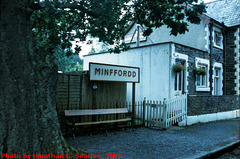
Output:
[206,0,240,27]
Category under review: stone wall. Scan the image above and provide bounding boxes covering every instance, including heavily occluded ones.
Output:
[187,95,239,116]
[239,28,240,94]
[212,47,224,63]
[226,28,238,95]
[175,44,223,95]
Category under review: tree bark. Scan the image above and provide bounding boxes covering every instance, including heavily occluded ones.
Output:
[0,0,68,154]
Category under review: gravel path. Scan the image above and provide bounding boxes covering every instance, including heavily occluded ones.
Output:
[67,118,240,159]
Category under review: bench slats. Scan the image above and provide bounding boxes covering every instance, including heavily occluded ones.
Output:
[65,108,129,116]
[65,108,134,138]
[68,118,131,126]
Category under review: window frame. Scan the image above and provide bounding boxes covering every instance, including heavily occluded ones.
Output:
[174,64,183,92]
[213,26,223,49]
[196,64,207,87]
[195,57,210,92]
[173,52,188,96]
[213,62,223,95]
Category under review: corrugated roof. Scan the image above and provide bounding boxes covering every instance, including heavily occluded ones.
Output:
[206,0,240,27]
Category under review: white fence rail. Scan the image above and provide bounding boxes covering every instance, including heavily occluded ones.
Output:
[143,94,187,129]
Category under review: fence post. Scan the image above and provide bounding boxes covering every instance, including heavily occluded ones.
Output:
[163,98,167,129]
[185,94,188,119]
[143,97,146,127]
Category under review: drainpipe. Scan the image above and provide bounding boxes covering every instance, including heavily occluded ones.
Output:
[222,28,227,95]
[209,21,213,95]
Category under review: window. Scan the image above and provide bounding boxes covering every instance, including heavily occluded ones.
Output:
[174,60,185,96]
[173,53,188,96]
[214,68,220,95]
[214,31,222,47]
[195,57,210,92]
[196,65,207,87]
[175,71,182,91]
[213,27,223,48]
[213,62,223,95]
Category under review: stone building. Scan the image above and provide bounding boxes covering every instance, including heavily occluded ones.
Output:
[83,0,240,106]
[205,0,240,96]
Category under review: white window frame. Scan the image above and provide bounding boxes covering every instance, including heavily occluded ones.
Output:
[195,57,210,92]
[213,26,223,49]
[174,65,183,95]
[213,62,223,95]
[173,52,189,96]
[196,64,207,87]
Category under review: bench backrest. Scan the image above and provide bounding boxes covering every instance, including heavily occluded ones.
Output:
[65,108,129,117]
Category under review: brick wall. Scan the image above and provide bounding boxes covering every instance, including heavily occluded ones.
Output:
[187,95,239,116]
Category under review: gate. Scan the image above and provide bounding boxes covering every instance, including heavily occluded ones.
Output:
[143,94,187,128]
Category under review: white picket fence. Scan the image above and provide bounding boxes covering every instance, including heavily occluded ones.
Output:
[143,94,187,129]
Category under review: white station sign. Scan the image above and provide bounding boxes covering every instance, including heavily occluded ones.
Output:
[89,63,140,83]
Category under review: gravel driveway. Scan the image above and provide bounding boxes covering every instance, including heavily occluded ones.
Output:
[67,118,240,159]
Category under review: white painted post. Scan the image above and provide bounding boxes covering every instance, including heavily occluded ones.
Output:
[182,95,184,119]
[174,98,176,124]
[150,100,152,127]
[163,98,167,129]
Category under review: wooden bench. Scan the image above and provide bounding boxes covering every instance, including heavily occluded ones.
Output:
[65,108,134,138]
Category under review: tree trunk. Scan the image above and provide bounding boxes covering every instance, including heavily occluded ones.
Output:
[0,0,68,155]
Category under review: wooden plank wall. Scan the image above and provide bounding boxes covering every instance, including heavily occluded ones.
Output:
[57,72,84,108]
[56,71,127,133]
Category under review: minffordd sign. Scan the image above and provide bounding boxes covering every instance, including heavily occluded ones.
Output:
[89,63,140,83]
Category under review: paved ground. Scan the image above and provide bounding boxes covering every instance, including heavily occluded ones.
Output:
[67,118,240,159]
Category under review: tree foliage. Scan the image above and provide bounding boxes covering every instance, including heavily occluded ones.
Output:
[31,0,133,55]
[134,0,205,36]
[53,47,83,72]
[30,0,205,56]
[0,0,206,154]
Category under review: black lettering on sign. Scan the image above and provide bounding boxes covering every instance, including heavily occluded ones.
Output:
[114,70,118,76]
[95,68,100,75]
[118,70,122,76]
[133,71,136,77]
[104,69,109,76]
[123,70,127,77]
[128,71,131,77]
[110,69,113,75]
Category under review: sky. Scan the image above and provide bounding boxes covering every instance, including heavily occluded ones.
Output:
[78,0,219,58]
